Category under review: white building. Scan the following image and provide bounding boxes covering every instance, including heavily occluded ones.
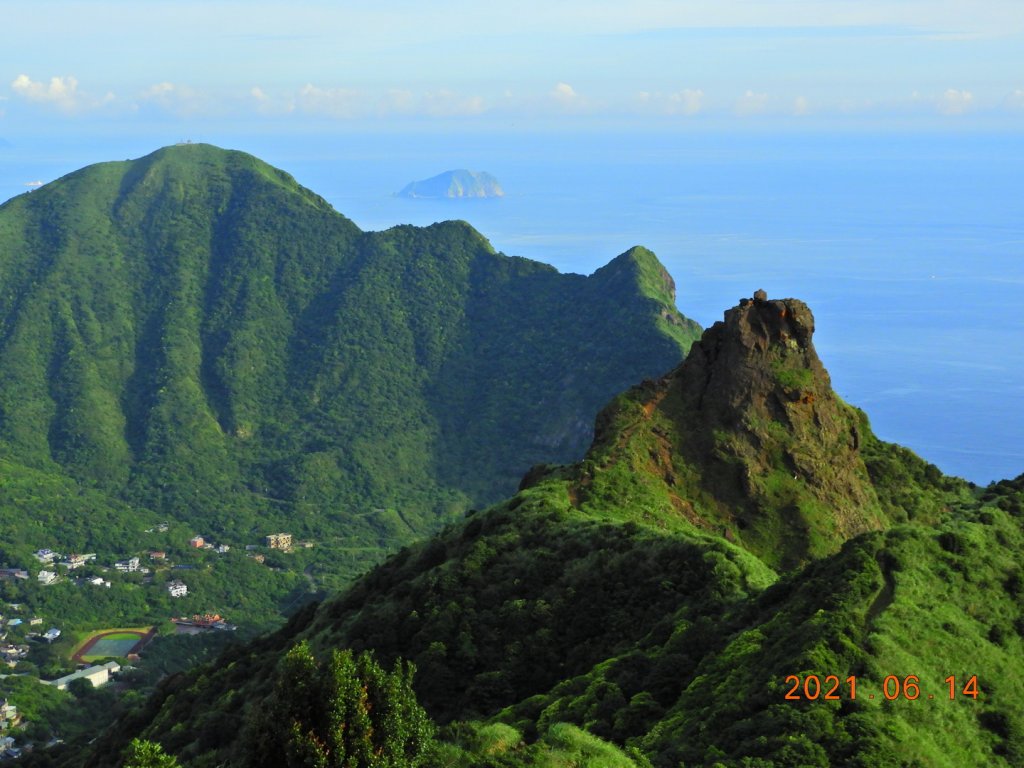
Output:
[114,557,141,573]
[44,661,120,691]
[167,580,188,598]
[37,570,57,585]
[61,553,96,570]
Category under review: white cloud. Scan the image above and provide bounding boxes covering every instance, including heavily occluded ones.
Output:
[250,85,290,116]
[419,89,486,117]
[551,82,578,105]
[10,74,113,114]
[295,83,362,118]
[138,82,212,117]
[382,87,487,118]
[1005,89,1024,111]
[384,89,416,114]
[937,88,973,115]
[548,81,597,114]
[734,89,769,116]
[666,88,704,115]
[793,95,810,116]
[244,85,488,120]
[635,88,704,116]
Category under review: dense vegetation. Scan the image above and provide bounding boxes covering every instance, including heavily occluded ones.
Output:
[58,294,1024,767]
[0,143,698,625]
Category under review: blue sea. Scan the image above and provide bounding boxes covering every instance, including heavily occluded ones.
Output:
[2,128,1022,484]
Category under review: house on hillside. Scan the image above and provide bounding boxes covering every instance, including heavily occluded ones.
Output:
[115,557,141,573]
[43,628,61,643]
[265,533,292,550]
[0,734,19,759]
[61,553,96,570]
[0,646,27,667]
[189,535,205,548]
[37,570,57,585]
[0,699,20,730]
[167,580,188,598]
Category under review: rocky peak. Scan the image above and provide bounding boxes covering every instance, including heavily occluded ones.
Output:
[582,291,891,568]
[677,291,824,423]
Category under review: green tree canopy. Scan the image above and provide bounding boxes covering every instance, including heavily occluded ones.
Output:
[122,738,181,768]
[246,641,434,768]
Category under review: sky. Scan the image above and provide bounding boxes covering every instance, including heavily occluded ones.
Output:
[2,0,1023,136]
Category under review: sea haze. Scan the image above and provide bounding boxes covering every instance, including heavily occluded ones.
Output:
[2,129,1021,484]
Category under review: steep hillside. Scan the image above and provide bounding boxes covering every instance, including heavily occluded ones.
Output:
[552,293,954,568]
[0,144,698,586]
[70,294,1019,768]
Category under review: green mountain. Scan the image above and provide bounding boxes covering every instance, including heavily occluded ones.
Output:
[74,293,1024,768]
[0,144,697,590]
[398,169,504,198]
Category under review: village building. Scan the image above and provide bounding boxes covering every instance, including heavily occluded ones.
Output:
[0,734,19,759]
[44,661,120,691]
[0,644,29,667]
[61,553,96,570]
[0,699,19,730]
[167,580,188,598]
[114,557,141,573]
[265,532,292,550]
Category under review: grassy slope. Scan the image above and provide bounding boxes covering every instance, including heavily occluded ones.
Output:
[74,438,1013,768]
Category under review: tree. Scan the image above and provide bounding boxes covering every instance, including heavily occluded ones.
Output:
[122,738,181,768]
[246,641,435,768]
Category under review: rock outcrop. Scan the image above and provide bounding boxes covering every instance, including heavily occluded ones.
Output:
[581,291,897,567]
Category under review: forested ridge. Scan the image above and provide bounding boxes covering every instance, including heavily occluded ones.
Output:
[0,143,698,606]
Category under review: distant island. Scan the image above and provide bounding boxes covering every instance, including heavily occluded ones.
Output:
[397,169,504,198]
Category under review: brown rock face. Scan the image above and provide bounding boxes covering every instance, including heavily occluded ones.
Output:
[678,296,818,419]
[668,295,885,564]
[580,293,892,568]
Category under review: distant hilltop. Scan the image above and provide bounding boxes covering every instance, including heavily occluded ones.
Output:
[397,169,504,199]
